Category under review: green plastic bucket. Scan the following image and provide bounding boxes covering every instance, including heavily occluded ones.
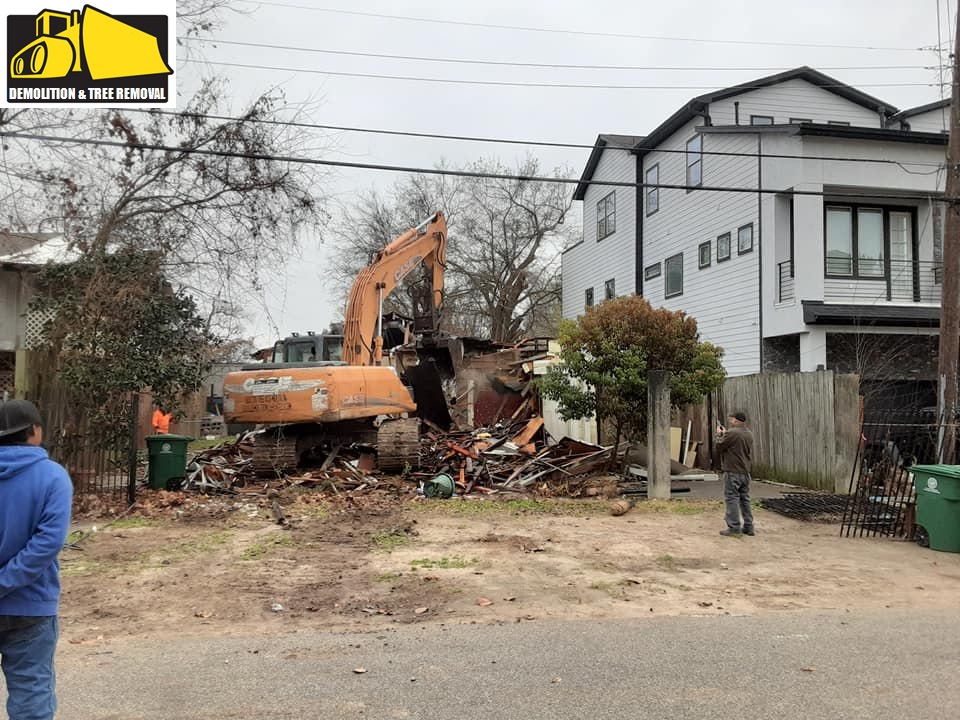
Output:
[424,473,455,499]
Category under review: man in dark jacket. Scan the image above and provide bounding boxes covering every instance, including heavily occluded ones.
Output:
[0,400,73,719]
[715,411,754,537]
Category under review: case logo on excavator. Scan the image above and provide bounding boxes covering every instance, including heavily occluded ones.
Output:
[4,2,175,108]
[393,255,423,284]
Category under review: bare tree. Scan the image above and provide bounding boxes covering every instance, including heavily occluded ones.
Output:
[18,80,327,336]
[332,157,574,342]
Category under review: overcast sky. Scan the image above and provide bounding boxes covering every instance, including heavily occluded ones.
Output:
[177,0,950,346]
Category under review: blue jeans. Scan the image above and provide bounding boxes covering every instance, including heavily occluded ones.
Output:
[0,616,58,720]
[723,472,754,532]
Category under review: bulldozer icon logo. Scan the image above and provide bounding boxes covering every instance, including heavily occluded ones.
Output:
[4,1,175,107]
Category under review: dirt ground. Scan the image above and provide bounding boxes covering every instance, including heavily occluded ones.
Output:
[59,487,960,645]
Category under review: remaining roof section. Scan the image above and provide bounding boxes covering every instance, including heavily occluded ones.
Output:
[634,66,899,158]
[0,232,78,268]
[573,134,644,201]
[891,98,950,122]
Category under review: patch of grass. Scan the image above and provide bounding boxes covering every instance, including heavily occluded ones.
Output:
[633,499,722,515]
[61,558,107,577]
[655,554,678,570]
[376,572,403,582]
[410,556,477,570]
[241,533,295,560]
[63,529,237,575]
[188,438,229,454]
[413,498,608,517]
[371,529,414,553]
[108,517,160,529]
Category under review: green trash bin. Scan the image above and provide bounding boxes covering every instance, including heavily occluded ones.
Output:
[911,464,960,553]
[145,434,191,490]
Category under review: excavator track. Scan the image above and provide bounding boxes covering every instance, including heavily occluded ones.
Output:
[376,418,421,472]
[252,434,300,477]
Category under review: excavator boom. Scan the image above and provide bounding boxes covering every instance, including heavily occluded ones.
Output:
[343,212,447,366]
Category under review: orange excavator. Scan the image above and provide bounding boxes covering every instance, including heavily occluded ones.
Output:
[223,212,452,475]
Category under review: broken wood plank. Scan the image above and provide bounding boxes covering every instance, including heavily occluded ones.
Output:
[511,417,544,447]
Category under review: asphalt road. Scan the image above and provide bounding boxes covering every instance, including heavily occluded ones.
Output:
[49,610,959,719]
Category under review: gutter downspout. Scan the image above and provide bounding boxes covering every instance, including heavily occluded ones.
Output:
[758,134,764,372]
[635,148,643,297]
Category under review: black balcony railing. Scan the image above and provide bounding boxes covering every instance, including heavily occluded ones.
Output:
[777,260,794,303]
[823,259,941,304]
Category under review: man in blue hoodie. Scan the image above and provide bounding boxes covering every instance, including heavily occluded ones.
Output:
[0,400,72,720]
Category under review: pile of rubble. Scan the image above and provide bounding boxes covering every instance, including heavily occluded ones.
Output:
[180,419,626,498]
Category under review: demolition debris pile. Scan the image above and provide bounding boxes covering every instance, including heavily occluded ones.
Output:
[183,422,623,498]
[179,341,704,499]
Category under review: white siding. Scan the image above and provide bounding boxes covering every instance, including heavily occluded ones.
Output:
[709,79,882,127]
[642,119,760,377]
[0,271,22,352]
[903,106,949,133]
[562,145,636,319]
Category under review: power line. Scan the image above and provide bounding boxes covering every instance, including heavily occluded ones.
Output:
[123,108,947,169]
[0,129,944,202]
[180,37,935,73]
[229,0,927,53]
[184,58,938,91]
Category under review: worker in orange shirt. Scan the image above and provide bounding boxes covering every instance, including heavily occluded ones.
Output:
[151,404,172,434]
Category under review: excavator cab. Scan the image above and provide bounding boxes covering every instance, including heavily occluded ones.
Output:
[273,332,344,364]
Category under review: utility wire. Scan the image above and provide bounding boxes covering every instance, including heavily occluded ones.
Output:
[123,108,947,169]
[230,1,927,52]
[0,129,944,202]
[179,37,936,73]
[184,58,938,91]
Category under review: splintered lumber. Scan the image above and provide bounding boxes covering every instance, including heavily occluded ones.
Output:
[320,444,341,471]
[511,417,544,447]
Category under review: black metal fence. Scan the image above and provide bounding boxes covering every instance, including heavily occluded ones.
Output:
[29,390,141,507]
[841,409,945,538]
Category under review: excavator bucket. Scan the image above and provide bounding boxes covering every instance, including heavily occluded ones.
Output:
[81,6,172,80]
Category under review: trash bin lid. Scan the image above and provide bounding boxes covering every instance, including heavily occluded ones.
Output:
[911,464,960,479]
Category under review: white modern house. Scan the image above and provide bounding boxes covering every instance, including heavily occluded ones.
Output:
[563,68,947,388]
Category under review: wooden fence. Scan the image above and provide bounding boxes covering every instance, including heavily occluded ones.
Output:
[708,371,861,492]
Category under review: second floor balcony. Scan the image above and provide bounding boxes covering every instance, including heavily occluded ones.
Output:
[777,258,941,306]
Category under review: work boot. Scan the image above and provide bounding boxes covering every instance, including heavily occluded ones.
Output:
[719,529,742,537]
[742,528,755,536]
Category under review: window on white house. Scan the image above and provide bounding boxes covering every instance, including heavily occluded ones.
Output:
[604,278,616,300]
[717,232,731,262]
[646,165,659,215]
[825,206,854,275]
[825,205,890,278]
[698,241,711,269]
[596,192,616,240]
[665,253,683,298]
[827,120,851,126]
[686,135,702,188]
[857,209,885,277]
[750,115,774,125]
[585,287,594,308]
[789,118,812,124]
[737,224,754,255]
[644,263,661,280]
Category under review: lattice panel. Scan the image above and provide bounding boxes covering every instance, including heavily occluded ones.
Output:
[24,307,55,349]
[0,352,14,396]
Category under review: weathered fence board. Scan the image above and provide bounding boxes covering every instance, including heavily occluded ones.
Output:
[706,371,859,492]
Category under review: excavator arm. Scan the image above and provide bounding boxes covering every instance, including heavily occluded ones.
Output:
[343,212,447,366]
